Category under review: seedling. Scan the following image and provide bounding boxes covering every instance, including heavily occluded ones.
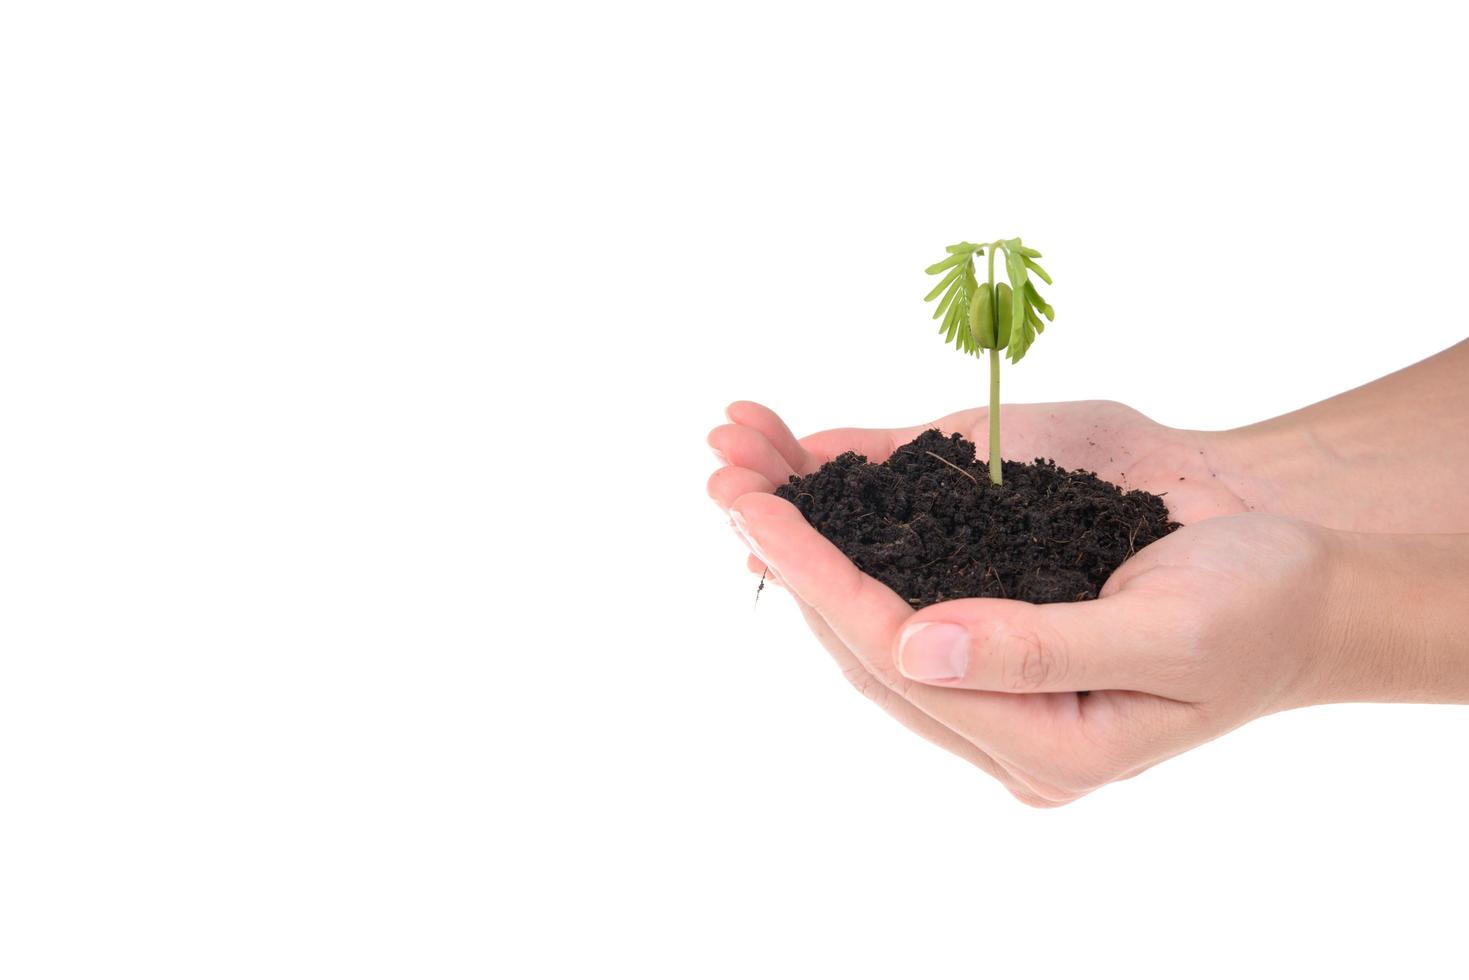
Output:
[776,240,1172,609]
[923,238,1054,485]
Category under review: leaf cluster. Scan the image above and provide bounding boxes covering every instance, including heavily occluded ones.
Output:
[922,238,1054,363]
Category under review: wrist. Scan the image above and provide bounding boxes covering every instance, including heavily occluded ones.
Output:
[1303,530,1469,705]
[1201,421,1346,528]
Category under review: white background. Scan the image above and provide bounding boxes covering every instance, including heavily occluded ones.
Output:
[2,1,1467,977]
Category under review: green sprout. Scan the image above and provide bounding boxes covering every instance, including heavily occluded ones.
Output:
[922,237,1054,485]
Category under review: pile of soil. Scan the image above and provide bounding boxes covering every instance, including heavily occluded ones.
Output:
[774,429,1178,608]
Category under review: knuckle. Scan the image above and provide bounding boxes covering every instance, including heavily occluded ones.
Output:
[1047,757,1117,795]
[1056,725,1136,792]
[1022,763,1101,798]
[840,663,891,708]
[1115,760,1157,783]
[838,660,917,710]
[997,624,1068,693]
[1171,616,1225,691]
[1017,723,1131,797]
[1018,759,1099,799]
[885,670,920,702]
[1006,779,1083,808]
[1004,769,1087,811]
[1009,788,1069,809]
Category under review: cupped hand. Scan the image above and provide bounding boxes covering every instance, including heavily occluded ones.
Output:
[706,401,1337,805]
[709,399,1251,531]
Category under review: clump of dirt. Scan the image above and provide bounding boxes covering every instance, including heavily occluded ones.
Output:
[774,429,1178,608]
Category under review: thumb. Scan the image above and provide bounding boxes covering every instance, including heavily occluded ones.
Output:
[892,592,1185,696]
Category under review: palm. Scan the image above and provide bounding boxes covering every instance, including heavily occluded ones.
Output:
[908,401,1247,525]
[1052,513,1334,764]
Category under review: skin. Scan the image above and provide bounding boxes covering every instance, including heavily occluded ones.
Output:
[706,341,1469,806]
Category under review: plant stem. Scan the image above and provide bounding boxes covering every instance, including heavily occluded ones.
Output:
[988,347,1001,485]
[986,245,1002,485]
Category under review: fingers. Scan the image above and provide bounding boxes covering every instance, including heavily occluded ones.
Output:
[728,487,1198,805]
[714,476,1026,792]
[706,465,774,511]
[746,553,777,581]
[727,489,1163,804]
[708,403,1212,802]
[789,600,1050,805]
[706,465,777,575]
[798,407,987,466]
[1078,690,1208,774]
[893,592,1187,697]
[716,401,988,477]
[724,401,819,475]
[719,487,1016,775]
[726,492,1056,767]
[708,423,796,488]
[727,491,911,656]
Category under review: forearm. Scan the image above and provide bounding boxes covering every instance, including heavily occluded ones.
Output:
[1206,340,1469,532]
[1307,530,1469,706]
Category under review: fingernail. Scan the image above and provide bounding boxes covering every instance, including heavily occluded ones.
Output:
[711,447,731,466]
[898,622,969,681]
[729,507,775,571]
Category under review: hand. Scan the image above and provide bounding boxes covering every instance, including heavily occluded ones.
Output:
[710,399,1251,533]
[705,401,1338,805]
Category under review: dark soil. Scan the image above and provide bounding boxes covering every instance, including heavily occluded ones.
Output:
[774,429,1179,608]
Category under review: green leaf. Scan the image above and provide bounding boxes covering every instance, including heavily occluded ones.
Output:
[943,296,962,343]
[932,273,965,319]
[957,272,978,353]
[1024,280,1054,320]
[1005,247,1028,301]
[1008,315,1038,363]
[1004,248,1032,363]
[925,253,967,275]
[924,265,963,302]
[920,238,1052,364]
